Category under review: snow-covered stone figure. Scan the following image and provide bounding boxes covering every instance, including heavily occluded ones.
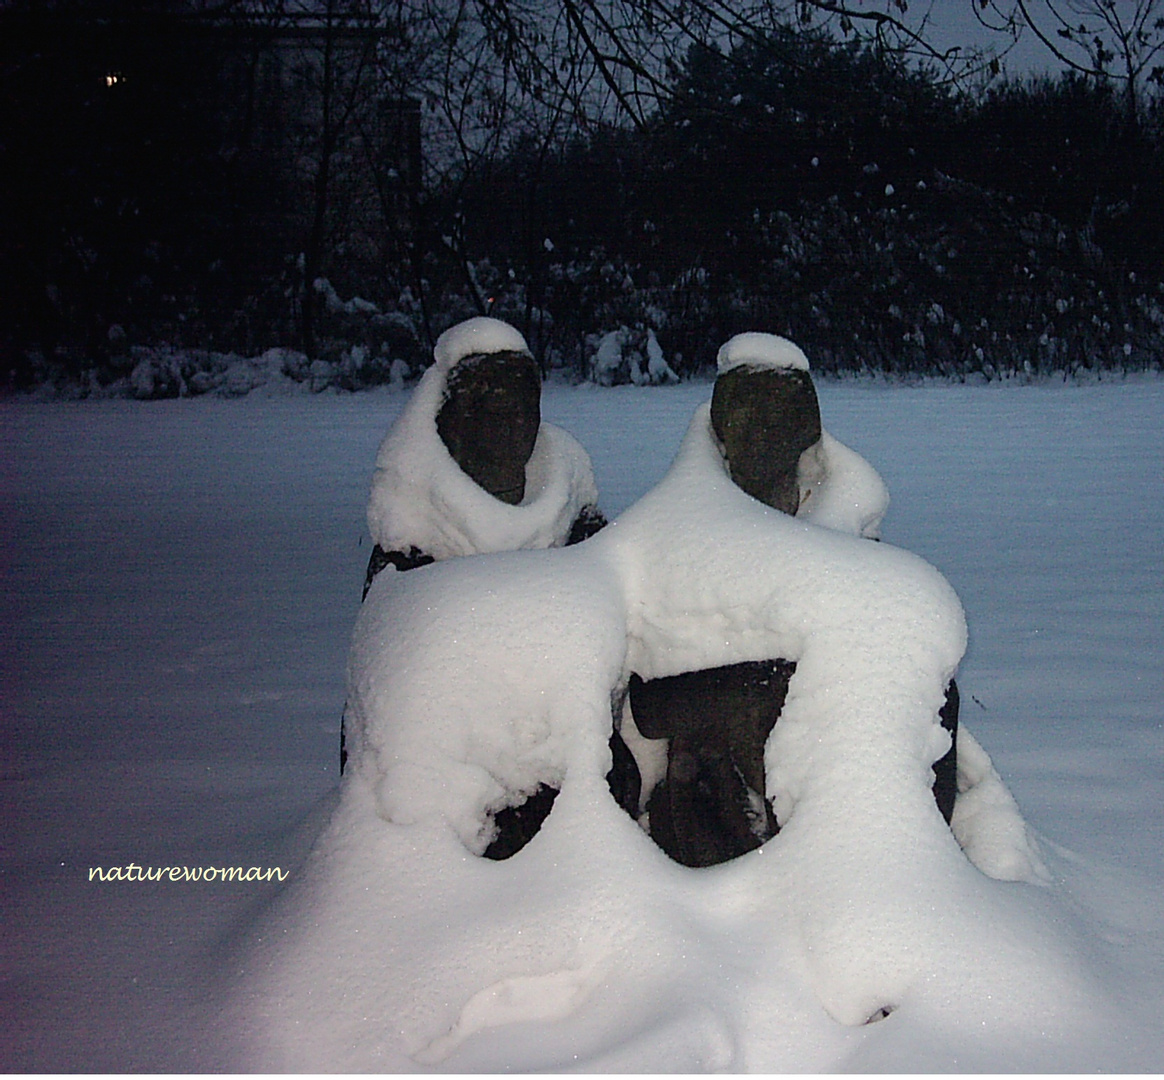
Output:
[361,316,605,595]
[343,316,618,850]
[713,331,888,539]
[711,333,824,518]
[626,333,958,866]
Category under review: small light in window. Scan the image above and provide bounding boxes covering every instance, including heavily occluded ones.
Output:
[106,72,125,87]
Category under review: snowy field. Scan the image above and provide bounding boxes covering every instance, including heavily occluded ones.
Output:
[3,374,1163,1071]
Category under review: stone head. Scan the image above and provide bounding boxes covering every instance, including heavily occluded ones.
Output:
[710,363,821,514]
[436,348,542,504]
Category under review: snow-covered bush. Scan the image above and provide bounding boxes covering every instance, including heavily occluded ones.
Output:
[306,280,427,388]
[79,346,314,400]
[587,325,678,386]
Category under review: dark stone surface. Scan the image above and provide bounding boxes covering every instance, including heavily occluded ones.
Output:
[933,679,960,825]
[566,504,608,545]
[710,365,821,514]
[482,784,560,860]
[606,726,642,819]
[630,660,795,868]
[362,544,435,600]
[435,350,541,504]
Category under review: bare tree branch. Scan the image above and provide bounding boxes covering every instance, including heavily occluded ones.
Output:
[980,0,1164,126]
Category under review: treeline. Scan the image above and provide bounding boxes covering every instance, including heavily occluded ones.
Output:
[2,4,1162,393]
[460,29,1164,381]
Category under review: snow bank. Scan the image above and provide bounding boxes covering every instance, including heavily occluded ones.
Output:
[236,390,1142,1071]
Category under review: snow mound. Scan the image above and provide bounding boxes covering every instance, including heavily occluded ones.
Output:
[717,331,811,374]
[235,393,1148,1072]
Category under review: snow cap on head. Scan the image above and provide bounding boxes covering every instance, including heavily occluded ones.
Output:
[432,316,531,374]
[716,332,811,375]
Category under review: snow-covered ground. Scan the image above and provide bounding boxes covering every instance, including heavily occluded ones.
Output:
[3,375,1163,1071]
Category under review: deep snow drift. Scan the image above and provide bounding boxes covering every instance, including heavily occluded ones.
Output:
[3,376,1163,1071]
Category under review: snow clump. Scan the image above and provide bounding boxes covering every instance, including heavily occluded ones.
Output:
[717,330,811,373]
[430,314,530,374]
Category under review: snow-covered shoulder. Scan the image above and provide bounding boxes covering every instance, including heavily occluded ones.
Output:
[365,360,598,560]
[797,428,890,539]
[346,545,626,852]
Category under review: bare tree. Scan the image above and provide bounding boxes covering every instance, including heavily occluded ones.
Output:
[281,1,381,355]
[401,0,994,352]
[977,1,1164,128]
[429,0,991,133]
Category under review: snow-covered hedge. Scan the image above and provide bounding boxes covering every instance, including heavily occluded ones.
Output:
[14,344,414,401]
